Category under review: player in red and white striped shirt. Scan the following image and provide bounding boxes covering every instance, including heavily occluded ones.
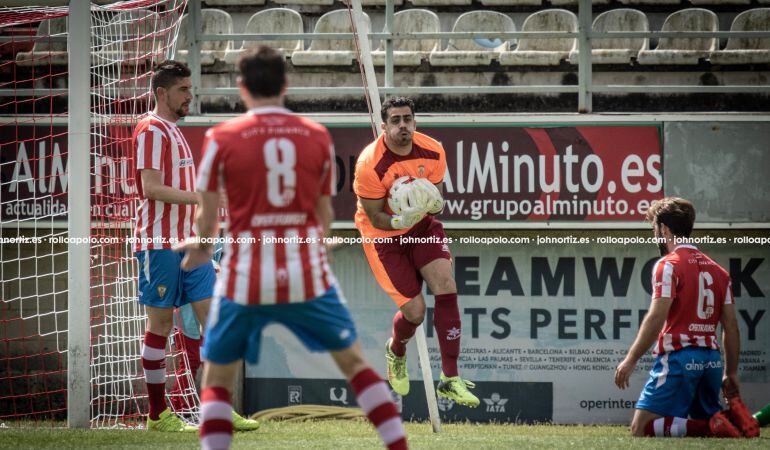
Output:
[132,61,216,432]
[177,47,407,450]
[614,197,758,439]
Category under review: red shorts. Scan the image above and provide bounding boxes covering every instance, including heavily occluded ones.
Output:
[361,216,451,307]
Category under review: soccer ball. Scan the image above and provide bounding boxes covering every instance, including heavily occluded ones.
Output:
[387,176,419,215]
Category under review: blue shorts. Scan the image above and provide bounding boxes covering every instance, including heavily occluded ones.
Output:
[202,285,358,365]
[136,249,216,309]
[636,347,723,419]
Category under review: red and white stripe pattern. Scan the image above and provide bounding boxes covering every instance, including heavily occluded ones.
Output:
[199,387,233,450]
[141,331,168,420]
[196,109,337,305]
[133,113,196,251]
[651,245,732,356]
[350,368,407,450]
[213,227,334,305]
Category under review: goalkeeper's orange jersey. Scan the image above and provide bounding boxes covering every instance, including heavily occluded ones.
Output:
[353,131,447,239]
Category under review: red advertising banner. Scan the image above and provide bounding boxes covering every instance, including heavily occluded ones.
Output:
[1,124,662,223]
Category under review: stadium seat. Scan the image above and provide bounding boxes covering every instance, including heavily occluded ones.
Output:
[429,11,514,66]
[338,0,404,5]
[550,0,610,5]
[94,10,163,65]
[273,0,335,6]
[710,8,770,64]
[690,0,749,4]
[16,17,68,66]
[410,0,472,6]
[225,9,303,63]
[568,8,649,64]
[203,0,265,4]
[499,9,577,66]
[176,9,233,66]
[479,0,542,6]
[637,8,718,65]
[291,10,370,66]
[372,9,440,66]
[618,0,679,5]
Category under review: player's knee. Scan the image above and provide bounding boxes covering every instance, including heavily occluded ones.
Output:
[428,275,456,296]
[630,419,648,437]
[401,301,425,325]
[147,317,173,337]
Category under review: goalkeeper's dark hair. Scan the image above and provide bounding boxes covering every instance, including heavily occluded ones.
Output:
[238,46,286,98]
[645,197,696,238]
[381,97,414,122]
[151,60,191,97]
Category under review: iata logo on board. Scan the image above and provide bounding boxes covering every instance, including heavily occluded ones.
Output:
[483,393,508,413]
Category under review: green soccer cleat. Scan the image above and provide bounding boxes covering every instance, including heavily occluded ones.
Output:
[147,408,198,432]
[232,411,260,431]
[385,338,410,396]
[437,373,480,408]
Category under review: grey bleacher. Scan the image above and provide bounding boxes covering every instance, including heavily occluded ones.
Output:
[637,8,718,65]
[568,8,649,64]
[500,9,577,66]
[177,9,233,66]
[225,8,304,63]
[429,10,515,66]
[291,9,370,65]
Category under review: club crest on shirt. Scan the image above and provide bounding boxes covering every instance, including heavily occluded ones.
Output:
[157,285,167,298]
[417,165,425,177]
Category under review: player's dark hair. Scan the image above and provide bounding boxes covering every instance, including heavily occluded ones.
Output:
[645,197,696,238]
[151,60,191,97]
[238,46,286,98]
[381,97,414,122]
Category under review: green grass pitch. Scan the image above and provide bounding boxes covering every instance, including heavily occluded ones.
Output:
[1,421,767,449]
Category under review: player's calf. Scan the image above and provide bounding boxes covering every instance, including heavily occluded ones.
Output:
[709,411,742,438]
[641,416,710,437]
[199,386,233,450]
[350,367,408,450]
[726,396,760,438]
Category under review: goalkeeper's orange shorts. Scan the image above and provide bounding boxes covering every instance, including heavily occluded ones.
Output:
[361,215,451,307]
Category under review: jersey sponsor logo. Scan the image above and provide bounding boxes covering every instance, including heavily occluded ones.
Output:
[178,158,195,168]
[685,359,722,371]
[483,393,509,413]
[688,323,716,333]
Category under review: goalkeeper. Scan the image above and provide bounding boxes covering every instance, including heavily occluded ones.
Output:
[353,96,478,407]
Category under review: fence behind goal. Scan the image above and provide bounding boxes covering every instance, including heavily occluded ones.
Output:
[0,0,200,428]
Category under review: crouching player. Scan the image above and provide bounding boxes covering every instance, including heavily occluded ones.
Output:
[614,197,759,438]
[177,47,407,450]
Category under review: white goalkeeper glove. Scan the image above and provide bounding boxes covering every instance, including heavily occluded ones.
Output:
[390,204,427,230]
[412,178,444,214]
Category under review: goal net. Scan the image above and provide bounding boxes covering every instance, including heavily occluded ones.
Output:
[0,0,199,428]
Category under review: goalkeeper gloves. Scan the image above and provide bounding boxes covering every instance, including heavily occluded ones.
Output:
[391,205,427,230]
[412,178,444,214]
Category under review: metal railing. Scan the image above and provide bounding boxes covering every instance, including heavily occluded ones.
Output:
[2,0,769,112]
[187,0,770,113]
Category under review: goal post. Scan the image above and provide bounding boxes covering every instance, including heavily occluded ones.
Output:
[67,0,91,429]
[347,0,443,432]
[0,0,194,429]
